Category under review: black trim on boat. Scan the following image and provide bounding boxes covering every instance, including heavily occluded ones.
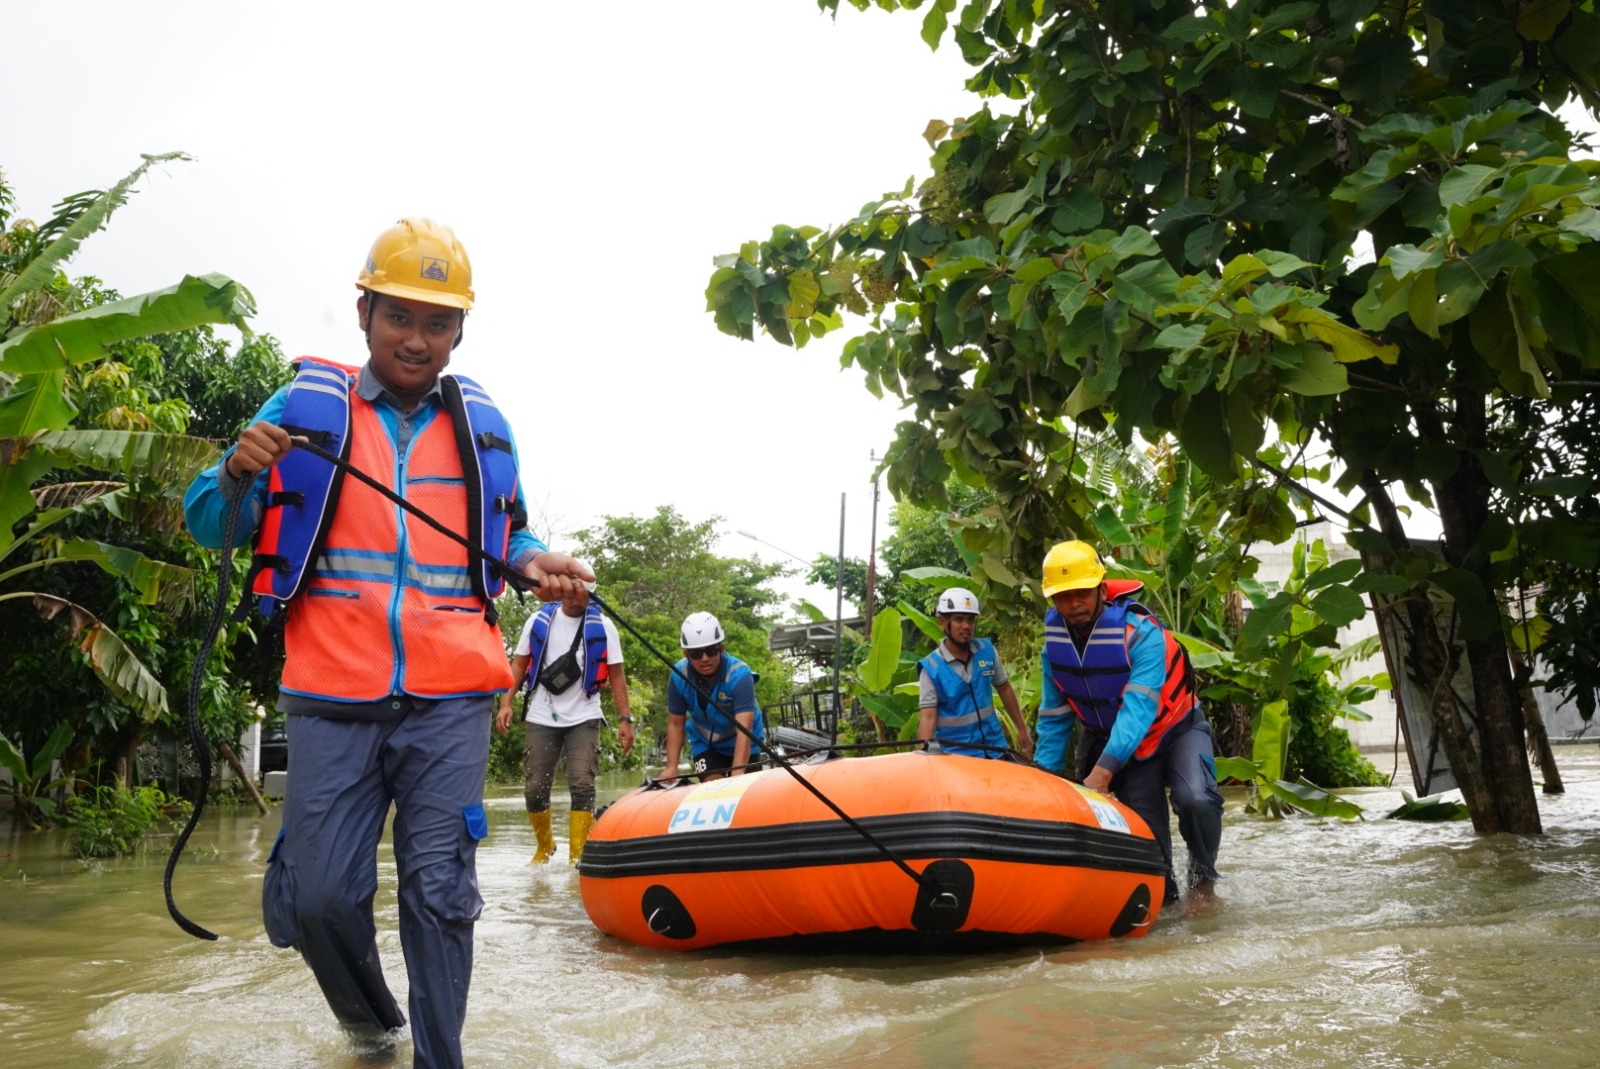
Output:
[578,811,1166,879]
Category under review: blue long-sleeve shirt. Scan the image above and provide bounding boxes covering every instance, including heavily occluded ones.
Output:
[1035,611,1167,776]
[184,364,545,568]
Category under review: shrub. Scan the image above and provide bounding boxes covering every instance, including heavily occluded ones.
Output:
[63,784,187,858]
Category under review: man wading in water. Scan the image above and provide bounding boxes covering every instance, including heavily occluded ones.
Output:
[185,218,590,1068]
[1033,540,1223,905]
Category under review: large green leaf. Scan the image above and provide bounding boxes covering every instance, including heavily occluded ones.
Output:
[897,599,945,641]
[0,273,254,374]
[0,444,52,553]
[0,482,126,563]
[1213,755,1261,783]
[37,429,221,488]
[27,721,77,782]
[1238,591,1295,651]
[47,539,197,606]
[0,371,76,436]
[898,566,969,587]
[1384,790,1472,821]
[0,732,27,781]
[857,608,905,692]
[0,153,188,312]
[1252,698,1290,782]
[19,593,168,720]
[1277,346,1350,395]
[858,691,917,730]
[1261,778,1366,819]
[1176,388,1237,481]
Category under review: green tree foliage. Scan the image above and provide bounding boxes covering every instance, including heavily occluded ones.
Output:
[709,0,1600,834]
[559,507,798,754]
[0,156,276,806]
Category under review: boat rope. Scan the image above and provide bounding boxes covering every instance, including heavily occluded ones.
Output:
[284,437,938,895]
[164,476,250,940]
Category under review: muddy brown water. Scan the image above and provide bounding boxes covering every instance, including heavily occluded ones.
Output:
[4,747,1599,1068]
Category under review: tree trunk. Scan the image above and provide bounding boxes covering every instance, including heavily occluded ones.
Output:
[1510,647,1564,795]
[1211,589,1253,757]
[1361,474,1500,830]
[218,742,268,816]
[1419,369,1540,833]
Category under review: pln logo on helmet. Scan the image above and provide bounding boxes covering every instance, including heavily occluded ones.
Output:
[420,257,450,282]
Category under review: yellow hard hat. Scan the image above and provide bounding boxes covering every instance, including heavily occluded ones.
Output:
[356,217,474,310]
[1041,540,1106,596]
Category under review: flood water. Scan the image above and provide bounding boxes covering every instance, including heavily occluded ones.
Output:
[4,745,1599,1069]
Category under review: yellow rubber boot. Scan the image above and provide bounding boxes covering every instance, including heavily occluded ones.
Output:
[568,810,596,865]
[527,809,555,864]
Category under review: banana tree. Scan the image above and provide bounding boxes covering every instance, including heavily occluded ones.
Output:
[1,155,252,727]
[0,721,75,828]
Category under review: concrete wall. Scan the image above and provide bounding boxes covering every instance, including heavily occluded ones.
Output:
[1251,523,1598,759]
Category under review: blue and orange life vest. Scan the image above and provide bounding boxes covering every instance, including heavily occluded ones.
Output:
[668,655,765,757]
[247,357,521,701]
[918,637,1009,757]
[523,601,610,698]
[1044,594,1196,761]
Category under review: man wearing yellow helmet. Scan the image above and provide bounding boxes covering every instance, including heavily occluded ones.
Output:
[1036,540,1223,905]
[185,218,591,1068]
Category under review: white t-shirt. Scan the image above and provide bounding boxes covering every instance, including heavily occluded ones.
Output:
[515,608,624,727]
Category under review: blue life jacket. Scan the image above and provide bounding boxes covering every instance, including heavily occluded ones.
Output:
[246,357,523,619]
[918,637,1008,757]
[1044,595,1196,759]
[523,601,609,698]
[669,655,765,756]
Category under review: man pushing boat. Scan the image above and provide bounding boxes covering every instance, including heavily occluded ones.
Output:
[1033,540,1224,905]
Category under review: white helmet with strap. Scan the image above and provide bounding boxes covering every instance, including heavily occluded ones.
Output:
[937,587,981,615]
[680,611,725,648]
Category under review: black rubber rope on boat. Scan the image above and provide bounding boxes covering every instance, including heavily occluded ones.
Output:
[165,477,251,940]
[286,437,935,894]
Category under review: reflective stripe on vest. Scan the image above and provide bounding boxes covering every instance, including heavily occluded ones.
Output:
[918,638,1008,756]
[669,656,765,752]
[1045,597,1196,760]
[273,383,514,701]
[523,602,610,698]
[249,358,520,616]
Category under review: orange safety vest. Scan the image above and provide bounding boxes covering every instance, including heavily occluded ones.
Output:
[278,393,514,701]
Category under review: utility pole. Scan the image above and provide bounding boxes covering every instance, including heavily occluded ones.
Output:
[865,449,880,637]
[832,492,846,733]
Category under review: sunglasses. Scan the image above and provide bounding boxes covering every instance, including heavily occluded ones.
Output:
[686,645,722,661]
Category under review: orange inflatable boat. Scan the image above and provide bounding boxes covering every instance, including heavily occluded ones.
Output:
[578,749,1166,951]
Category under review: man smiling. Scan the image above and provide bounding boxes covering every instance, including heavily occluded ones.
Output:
[185,218,589,1069]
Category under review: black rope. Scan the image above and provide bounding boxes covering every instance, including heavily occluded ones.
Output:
[165,477,249,940]
[287,436,937,894]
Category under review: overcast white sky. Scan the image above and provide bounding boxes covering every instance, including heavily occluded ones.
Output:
[5,1,978,614]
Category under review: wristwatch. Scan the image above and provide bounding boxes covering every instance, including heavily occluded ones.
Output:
[618,716,634,724]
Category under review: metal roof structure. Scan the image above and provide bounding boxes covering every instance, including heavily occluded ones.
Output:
[764,617,866,654]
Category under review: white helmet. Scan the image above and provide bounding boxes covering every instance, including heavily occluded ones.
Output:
[937,587,981,615]
[680,611,725,648]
